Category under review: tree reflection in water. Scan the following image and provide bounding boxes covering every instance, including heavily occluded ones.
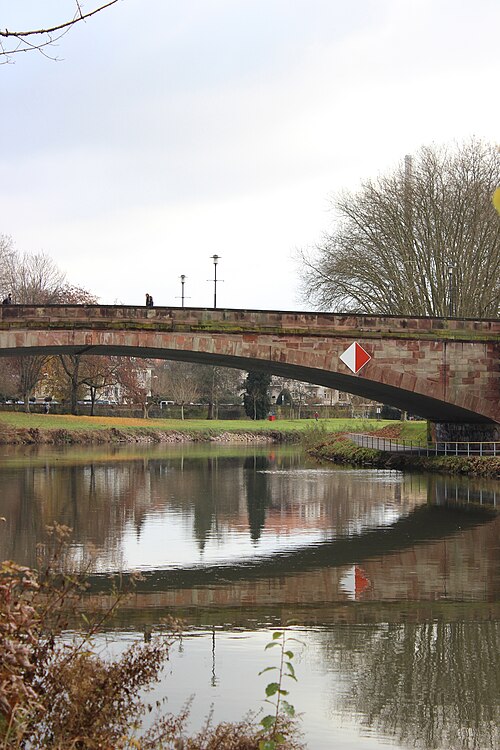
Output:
[321,619,499,750]
[244,455,272,542]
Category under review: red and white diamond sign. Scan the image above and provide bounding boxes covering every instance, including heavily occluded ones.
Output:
[339,342,371,374]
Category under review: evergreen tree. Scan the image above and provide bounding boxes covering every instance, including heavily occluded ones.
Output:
[242,370,271,420]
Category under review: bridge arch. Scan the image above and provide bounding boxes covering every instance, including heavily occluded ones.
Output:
[0,305,498,426]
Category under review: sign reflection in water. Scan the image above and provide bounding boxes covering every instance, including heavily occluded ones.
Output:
[0,443,498,750]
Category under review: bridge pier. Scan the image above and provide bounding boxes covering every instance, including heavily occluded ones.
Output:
[432,422,500,443]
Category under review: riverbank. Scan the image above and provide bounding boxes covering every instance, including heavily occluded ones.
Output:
[307,433,500,479]
[0,413,401,445]
[1,414,498,478]
[0,424,287,445]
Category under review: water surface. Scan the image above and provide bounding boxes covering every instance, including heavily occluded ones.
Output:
[0,443,498,749]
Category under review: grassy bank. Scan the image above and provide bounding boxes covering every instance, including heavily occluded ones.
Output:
[2,414,496,478]
[0,412,405,444]
[307,433,500,478]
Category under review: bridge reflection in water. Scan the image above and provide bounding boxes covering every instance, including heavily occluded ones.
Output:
[0,443,497,622]
[0,443,498,750]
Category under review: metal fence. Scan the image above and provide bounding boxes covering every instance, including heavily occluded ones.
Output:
[350,434,500,457]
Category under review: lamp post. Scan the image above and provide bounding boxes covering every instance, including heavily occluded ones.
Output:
[180,274,186,308]
[210,254,220,309]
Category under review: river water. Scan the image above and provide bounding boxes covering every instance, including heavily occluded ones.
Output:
[0,442,498,749]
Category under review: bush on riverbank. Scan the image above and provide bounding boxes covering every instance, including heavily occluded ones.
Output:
[0,526,304,750]
[307,434,500,478]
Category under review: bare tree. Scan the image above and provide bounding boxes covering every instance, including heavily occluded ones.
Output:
[0,235,16,297]
[191,364,244,419]
[80,356,122,415]
[53,284,99,305]
[1,245,98,410]
[1,248,67,410]
[54,352,117,415]
[163,362,200,420]
[0,352,50,412]
[118,359,154,418]
[0,358,18,402]
[57,354,86,415]
[17,355,50,411]
[6,252,67,304]
[1,239,69,304]
[0,1,121,63]
[298,139,500,318]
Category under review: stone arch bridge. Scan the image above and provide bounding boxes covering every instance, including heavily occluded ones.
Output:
[0,305,498,436]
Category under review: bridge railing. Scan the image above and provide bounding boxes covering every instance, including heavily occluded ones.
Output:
[353,434,500,457]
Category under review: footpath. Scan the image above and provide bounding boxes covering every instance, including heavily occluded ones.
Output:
[307,431,500,479]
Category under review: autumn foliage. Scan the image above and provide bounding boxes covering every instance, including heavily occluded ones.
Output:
[0,526,303,749]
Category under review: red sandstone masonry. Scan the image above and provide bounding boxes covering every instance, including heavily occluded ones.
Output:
[0,306,498,422]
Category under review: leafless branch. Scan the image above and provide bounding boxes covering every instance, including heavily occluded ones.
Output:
[0,1,120,62]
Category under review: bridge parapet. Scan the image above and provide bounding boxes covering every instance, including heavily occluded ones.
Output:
[1,305,499,340]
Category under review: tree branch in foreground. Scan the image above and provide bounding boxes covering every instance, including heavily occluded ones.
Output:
[0,1,120,61]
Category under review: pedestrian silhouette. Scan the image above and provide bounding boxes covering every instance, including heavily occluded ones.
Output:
[2,293,12,305]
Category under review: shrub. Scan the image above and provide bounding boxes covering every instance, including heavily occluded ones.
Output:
[0,526,304,749]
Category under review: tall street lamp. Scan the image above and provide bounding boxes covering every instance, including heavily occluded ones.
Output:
[210,254,221,309]
[180,274,186,307]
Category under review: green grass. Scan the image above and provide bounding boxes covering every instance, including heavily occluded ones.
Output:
[0,411,411,435]
[398,421,429,444]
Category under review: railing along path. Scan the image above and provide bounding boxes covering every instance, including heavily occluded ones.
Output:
[348,434,500,457]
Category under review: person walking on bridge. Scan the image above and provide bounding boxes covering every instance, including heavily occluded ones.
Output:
[2,293,12,305]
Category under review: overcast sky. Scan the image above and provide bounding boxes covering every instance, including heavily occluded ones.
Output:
[1,0,498,311]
